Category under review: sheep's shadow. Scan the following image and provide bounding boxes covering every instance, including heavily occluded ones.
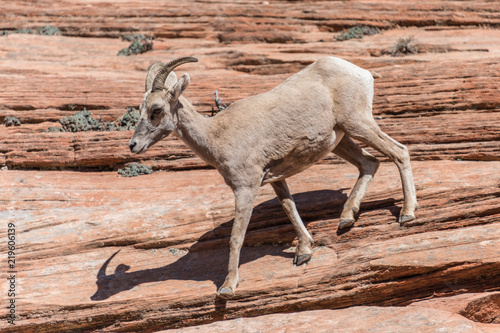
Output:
[90,189,399,302]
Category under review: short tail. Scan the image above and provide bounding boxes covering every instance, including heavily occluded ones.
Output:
[370,71,382,79]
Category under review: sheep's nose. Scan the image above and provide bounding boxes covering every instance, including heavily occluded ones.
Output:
[129,140,137,152]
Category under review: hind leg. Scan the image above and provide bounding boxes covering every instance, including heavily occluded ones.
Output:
[333,136,380,229]
[271,180,314,265]
[344,120,418,223]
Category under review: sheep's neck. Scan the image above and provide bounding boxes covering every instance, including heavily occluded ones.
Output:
[173,99,215,166]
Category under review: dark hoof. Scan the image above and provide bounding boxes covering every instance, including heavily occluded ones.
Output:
[216,287,234,299]
[338,218,354,230]
[399,215,415,224]
[294,253,312,266]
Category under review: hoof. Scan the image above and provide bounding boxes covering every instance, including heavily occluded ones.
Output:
[338,218,354,230]
[216,287,234,299]
[294,253,312,266]
[399,214,415,224]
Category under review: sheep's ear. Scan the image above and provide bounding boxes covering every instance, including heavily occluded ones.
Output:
[170,73,190,101]
[164,71,178,89]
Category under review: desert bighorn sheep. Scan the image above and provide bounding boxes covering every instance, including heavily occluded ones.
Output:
[129,56,418,298]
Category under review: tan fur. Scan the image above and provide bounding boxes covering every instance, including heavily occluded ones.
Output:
[129,57,418,298]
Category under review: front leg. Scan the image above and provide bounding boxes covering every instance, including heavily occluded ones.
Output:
[217,186,259,298]
[271,180,314,265]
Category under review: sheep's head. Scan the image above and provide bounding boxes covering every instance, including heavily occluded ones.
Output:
[129,57,198,154]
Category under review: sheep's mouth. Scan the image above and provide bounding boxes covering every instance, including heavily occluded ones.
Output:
[129,142,149,154]
[134,146,148,154]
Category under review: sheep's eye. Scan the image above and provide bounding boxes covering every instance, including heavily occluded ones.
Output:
[152,107,163,115]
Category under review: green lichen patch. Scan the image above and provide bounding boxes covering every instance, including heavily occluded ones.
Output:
[118,163,153,177]
[334,26,380,41]
[45,126,66,132]
[115,107,140,131]
[45,108,140,133]
[58,109,110,132]
[3,116,21,127]
[2,25,61,36]
[118,34,154,56]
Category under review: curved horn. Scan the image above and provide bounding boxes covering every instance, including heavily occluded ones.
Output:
[145,62,165,92]
[151,57,198,92]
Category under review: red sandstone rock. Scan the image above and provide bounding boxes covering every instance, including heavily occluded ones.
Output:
[160,306,500,333]
[460,294,500,324]
[409,292,500,325]
[1,42,499,169]
[0,161,499,331]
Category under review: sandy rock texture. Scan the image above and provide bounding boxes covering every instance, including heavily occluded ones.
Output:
[162,301,500,333]
[0,0,499,332]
